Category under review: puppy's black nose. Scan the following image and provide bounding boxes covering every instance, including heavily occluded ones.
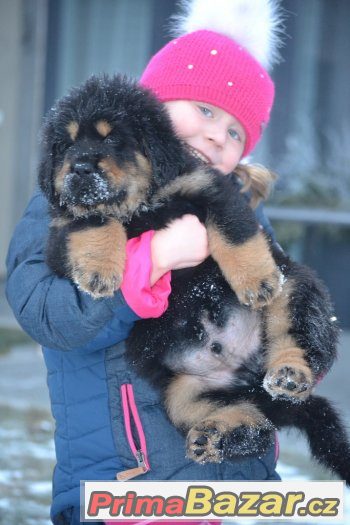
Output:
[72,161,94,176]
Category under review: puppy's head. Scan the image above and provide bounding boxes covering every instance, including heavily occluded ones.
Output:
[39,74,187,218]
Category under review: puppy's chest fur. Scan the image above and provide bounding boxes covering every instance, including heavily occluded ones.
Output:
[127,255,265,390]
[164,307,262,389]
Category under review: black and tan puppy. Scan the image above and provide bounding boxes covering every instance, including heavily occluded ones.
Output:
[128,249,350,484]
[39,75,350,483]
[39,74,280,310]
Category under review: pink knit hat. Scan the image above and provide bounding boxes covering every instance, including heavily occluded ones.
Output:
[140,0,283,157]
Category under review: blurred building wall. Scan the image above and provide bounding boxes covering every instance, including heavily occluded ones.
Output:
[0,0,23,275]
[0,0,47,275]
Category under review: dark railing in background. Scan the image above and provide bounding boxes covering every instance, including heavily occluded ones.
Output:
[267,208,350,329]
[267,208,350,226]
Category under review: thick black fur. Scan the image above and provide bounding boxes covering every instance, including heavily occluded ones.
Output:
[39,74,349,484]
[127,244,337,382]
[127,245,350,484]
[40,75,278,304]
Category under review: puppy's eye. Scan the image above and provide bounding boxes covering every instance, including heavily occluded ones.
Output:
[54,142,67,155]
[104,136,116,145]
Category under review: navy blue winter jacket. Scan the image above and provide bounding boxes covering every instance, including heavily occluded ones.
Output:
[6,189,279,524]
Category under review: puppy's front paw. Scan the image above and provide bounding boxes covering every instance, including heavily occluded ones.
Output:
[236,267,283,309]
[67,220,127,298]
[208,228,283,309]
[263,365,314,402]
[72,266,123,298]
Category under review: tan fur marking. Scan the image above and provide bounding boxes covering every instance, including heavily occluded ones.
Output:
[67,121,79,141]
[165,375,215,428]
[95,119,112,138]
[97,153,152,218]
[155,168,213,201]
[165,375,266,431]
[209,403,267,429]
[54,160,71,193]
[264,279,310,370]
[135,151,152,177]
[263,278,314,400]
[68,219,127,297]
[99,158,126,185]
[51,216,71,228]
[124,152,153,212]
[267,346,311,371]
[207,228,279,308]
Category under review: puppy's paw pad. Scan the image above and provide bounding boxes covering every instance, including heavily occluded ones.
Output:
[186,421,225,464]
[264,366,313,402]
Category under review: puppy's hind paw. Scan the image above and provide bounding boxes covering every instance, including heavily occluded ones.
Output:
[186,421,225,464]
[186,418,274,463]
[264,365,314,402]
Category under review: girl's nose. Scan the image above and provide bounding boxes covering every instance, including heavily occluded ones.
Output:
[206,127,226,147]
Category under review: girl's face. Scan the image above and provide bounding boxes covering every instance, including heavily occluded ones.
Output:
[164,100,246,175]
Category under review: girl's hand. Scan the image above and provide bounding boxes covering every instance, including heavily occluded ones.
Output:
[150,214,209,285]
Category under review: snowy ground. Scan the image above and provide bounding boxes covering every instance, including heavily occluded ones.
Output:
[0,337,349,525]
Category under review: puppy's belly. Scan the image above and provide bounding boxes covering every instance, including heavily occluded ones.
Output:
[164,308,262,389]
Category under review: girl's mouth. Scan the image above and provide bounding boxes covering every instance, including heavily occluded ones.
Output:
[187,145,211,165]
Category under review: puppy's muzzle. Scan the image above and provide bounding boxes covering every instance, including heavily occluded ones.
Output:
[60,166,111,207]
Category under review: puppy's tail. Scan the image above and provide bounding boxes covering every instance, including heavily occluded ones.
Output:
[258,394,350,485]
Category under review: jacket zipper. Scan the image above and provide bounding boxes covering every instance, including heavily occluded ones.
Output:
[116,383,151,481]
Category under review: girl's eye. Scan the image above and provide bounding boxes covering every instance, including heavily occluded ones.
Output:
[199,105,213,118]
[228,128,241,141]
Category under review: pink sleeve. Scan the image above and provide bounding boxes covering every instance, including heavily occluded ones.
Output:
[121,230,172,319]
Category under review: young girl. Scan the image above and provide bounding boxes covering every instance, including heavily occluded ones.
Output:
[6,1,284,524]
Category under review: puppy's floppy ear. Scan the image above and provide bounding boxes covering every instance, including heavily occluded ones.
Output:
[140,138,172,186]
[38,119,56,203]
[134,87,189,187]
[140,129,187,187]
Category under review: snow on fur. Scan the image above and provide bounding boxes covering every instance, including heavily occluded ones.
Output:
[170,0,285,71]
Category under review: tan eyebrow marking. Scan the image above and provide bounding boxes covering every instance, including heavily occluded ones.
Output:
[95,120,112,137]
[67,121,79,141]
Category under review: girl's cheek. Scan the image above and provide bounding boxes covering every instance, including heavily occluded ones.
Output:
[214,163,232,176]
[223,154,241,174]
